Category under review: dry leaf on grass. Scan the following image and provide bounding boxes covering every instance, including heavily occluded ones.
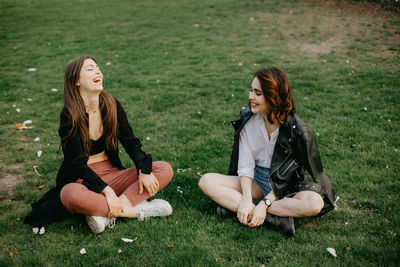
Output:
[121,237,137,243]
[334,196,340,210]
[168,245,174,248]
[80,248,86,255]
[327,247,337,258]
[37,150,42,158]
[39,227,45,235]
[33,166,42,177]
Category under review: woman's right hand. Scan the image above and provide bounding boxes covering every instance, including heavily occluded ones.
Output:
[237,198,255,225]
[101,186,123,217]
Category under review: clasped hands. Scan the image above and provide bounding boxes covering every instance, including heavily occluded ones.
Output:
[237,197,267,227]
[101,171,159,218]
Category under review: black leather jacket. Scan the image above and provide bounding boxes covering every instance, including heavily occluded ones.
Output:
[228,106,335,216]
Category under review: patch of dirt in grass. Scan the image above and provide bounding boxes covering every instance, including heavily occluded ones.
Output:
[0,163,26,201]
[286,0,400,58]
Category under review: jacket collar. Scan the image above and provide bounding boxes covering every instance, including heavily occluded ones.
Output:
[277,114,294,145]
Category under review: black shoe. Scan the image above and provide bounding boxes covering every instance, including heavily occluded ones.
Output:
[264,214,295,237]
[216,205,235,217]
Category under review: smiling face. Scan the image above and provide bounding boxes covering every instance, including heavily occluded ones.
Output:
[77,58,103,94]
[249,77,269,115]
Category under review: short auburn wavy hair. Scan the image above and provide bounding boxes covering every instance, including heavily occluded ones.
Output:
[254,67,296,125]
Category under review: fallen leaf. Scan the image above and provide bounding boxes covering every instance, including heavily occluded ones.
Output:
[121,237,137,243]
[327,247,337,258]
[80,248,86,254]
[118,249,122,254]
[16,121,33,130]
[9,252,14,257]
[33,166,42,177]
[51,88,58,92]
[37,150,42,158]
[16,123,25,130]
[168,244,174,248]
[33,227,39,234]
[37,185,44,190]
[16,108,21,113]
[39,226,45,235]
[34,137,40,142]
[346,247,351,251]
[27,68,37,72]
[334,196,340,210]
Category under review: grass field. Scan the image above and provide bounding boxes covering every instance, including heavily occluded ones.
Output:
[0,0,399,266]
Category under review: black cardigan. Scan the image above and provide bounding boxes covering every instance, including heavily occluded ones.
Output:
[25,98,152,227]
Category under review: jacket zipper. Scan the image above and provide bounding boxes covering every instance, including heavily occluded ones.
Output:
[268,142,291,196]
[281,160,296,176]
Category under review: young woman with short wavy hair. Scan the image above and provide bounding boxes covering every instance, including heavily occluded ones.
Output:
[199,67,335,237]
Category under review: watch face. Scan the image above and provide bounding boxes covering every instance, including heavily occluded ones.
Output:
[264,198,271,206]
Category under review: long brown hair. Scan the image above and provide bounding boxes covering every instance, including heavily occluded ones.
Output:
[254,67,296,125]
[62,56,118,158]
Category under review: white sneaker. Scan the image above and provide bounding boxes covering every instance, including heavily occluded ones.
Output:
[133,200,149,210]
[136,199,173,221]
[85,215,116,234]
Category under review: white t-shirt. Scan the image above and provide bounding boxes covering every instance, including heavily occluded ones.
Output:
[238,113,279,179]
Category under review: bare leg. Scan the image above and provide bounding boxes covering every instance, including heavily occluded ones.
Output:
[267,191,324,217]
[198,173,263,212]
[119,194,138,218]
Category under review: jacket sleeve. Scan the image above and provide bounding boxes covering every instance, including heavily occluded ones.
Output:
[59,109,108,193]
[115,99,152,174]
[297,129,335,206]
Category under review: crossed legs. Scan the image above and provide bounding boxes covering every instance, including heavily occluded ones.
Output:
[60,161,173,218]
[198,173,324,218]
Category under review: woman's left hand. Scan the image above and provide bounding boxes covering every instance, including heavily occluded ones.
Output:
[139,171,160,196]
[248,202,267,227]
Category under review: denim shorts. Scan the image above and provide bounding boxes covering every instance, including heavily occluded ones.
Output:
[254,166,271,197]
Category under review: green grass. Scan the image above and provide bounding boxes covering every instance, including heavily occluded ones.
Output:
[1,0,399,266]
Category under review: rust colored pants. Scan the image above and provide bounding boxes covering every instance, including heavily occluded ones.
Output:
[60,160,173,216]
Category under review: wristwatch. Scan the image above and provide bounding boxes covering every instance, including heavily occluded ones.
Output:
[263,197,272,208]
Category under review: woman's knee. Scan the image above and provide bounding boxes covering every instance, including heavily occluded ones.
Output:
[198,173,215,193]
[154,161,174,185]
[60,183,86,210]
[304,193,324,216]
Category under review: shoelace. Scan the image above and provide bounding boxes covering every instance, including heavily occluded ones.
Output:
[107,218,116,229]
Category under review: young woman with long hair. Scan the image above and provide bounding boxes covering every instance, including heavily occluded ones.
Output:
[25,56,173,233]
[199,67,335,237]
